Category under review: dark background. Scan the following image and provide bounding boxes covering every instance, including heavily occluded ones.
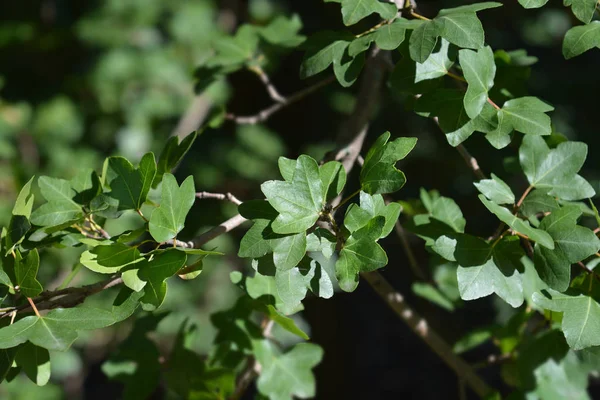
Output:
[0,0,598,399]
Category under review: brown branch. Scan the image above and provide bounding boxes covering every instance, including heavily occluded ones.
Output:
[360,271,493,398]
[196,191,242,206]
[227,76,335,125]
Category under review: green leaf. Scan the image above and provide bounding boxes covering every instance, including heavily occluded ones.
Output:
[104,153,157,211]
[0,306,119,351]
[138,249,187,310]
[433,12,484,50]
[278,157,296,182]
[329,0,397,26]
[258,14,306,48]
[254,341,322,400]
[300,31,360,86]
[360,132,417,195]
[459,46,496,119]
[15,342,50,386]
[441,235,525,307]
[518,0,549,8]
[436,2,503,15]
[275,259,315,309]
[409,21,439,63]
[319,161,346,202]
[492,97,554,140]
[262,155,324,234]
[533,286,600,350]
[564,0,597,24]
[30,177,84,228]
[306,228,337,259]
[70,169,102,205]
[272,232,307,271]
[81,243,145,274]
[149,174,196,242]
[209,25,259,68]
[474,173,515,204]
[260,304,309,340]
[336,218,388,292]
[5,177,35,254]
[153,131,198,188]
[414,38,457,82]
[519,136,594,201]
[422,189,466,233]
[0,347,18,383]
[562,21,600,59]
[520,190,560,218]
[412,282,456,311]
[14,249,42,297]
[373,19,409,50]
[479,195,554,249]
[534,206,600,291]
[344,191,401,238]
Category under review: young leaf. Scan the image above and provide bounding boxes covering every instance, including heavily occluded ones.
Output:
[519,136,594,201]
[262,155,324,234]
[344,191,402,238]
[319,161,346,202]
[359,132,417,195]
[258,14,306,48]
[336,218,388,292]
[562,21,600,59]
[478,195,554,249]
[138,249,187,310]
[153,131,198,188]
[254,341,323,400]
[149,174,196,243]
[104,153,156,211]
[474,173,515,205]
[459,46,496,118]
[209,25,259,68]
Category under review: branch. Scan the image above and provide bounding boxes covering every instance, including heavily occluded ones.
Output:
[168,214,248,249]
[226,76,335,125]
[249,65,286,103]
[196,191,242,206]
[360,271,493,398]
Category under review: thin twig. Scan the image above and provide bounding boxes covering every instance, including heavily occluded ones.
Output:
[167,214,248,249]
[249,65,286,103]
[360,271,493,398]
[227,76,335,124]
[455,142,486,181]
[196,191,242,206]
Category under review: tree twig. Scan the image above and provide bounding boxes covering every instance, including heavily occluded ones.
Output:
[167,214,248,249]
[249,65,286,103]
[227,76,335,124]
[196,191,242,206]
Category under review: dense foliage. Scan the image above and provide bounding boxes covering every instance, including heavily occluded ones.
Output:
[2,0,600,398]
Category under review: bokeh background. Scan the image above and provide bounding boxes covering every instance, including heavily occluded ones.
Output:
[0,0,599,398]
